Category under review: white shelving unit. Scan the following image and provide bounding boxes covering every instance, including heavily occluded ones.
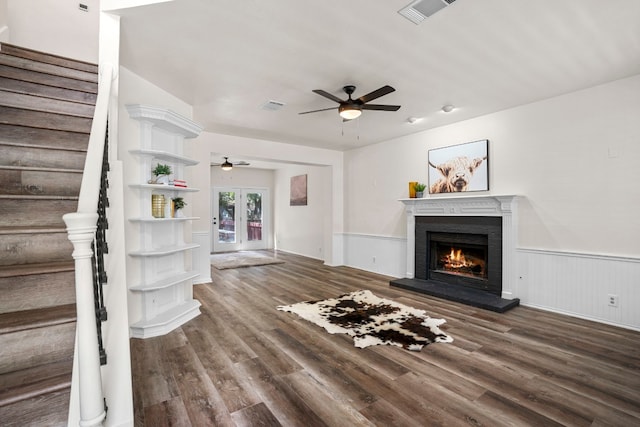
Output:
[126,104,204,339]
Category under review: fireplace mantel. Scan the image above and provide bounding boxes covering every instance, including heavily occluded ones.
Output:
[400,195,519,299]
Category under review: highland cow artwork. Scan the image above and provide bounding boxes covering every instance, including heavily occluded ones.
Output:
[428,140,489,194]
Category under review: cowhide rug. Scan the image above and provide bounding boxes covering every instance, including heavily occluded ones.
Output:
[277,290,453,351]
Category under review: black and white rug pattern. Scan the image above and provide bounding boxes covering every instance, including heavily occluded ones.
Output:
[277,290,453,351]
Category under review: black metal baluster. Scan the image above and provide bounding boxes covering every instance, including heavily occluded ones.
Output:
[91,123,110,366]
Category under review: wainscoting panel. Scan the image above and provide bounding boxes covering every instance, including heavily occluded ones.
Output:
[517,248,640,331]
[343,233,406,278]
[192,232,212,285]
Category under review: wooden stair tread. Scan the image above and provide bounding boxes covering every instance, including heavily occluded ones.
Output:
[0,51,98,84]
[0,164,82,173]
[0,140,87,153]
[0,304,76,334]
[0,43,98,74]
[0,261,75,279]
[0,225,68,235]
[0,63,98,95]
[0,89,96,118]
[0,124,89,152]
[0,194,78,200]
[0,359,73,407]
[0,106,93,133]
[0,76,97,105]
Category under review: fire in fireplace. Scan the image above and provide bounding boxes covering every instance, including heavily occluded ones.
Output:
[437,245,486,278]
[414,216,502,296]
[430,232,488,281]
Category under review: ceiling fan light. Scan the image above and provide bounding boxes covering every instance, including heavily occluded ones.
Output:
[221,158,233,171]
[339,105,362,120]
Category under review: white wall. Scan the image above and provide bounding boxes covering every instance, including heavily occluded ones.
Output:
[343,74,640,330]
[273,165,329,260]
[4,0,99,62]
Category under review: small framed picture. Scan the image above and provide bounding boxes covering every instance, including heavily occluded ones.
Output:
[428,140,489,194]
[290,174,308,206]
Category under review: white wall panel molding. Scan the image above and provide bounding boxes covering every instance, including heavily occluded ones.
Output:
[343,233,407,278]
[517,248,640,331]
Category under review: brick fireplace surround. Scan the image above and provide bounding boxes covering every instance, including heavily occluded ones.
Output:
[391,195,520,312]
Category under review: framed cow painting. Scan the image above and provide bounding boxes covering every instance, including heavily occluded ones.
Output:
[428,139,489,194]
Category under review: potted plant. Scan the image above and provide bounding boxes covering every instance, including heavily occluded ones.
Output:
[414,182,427,198]
[150,163,172,184]
[171,197,186,218]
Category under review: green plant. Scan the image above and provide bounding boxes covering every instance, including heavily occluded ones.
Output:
[152,163,172,177]
[414,182,427,192]
[172,197,186,210]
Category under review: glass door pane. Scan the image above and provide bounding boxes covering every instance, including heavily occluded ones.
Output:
[218,191,236,243]
[246,192,262,242]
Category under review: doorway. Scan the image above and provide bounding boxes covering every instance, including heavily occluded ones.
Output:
[212,187,269,252]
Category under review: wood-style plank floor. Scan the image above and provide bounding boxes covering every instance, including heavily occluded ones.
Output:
[130,251,640,426]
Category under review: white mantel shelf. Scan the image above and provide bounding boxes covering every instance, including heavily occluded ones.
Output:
[399,195,520,299]
[399,195,518,216]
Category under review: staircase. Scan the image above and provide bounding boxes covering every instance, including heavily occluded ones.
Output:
[0,43,98,426]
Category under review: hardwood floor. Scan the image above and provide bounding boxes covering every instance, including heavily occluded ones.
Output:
[130,251,640,426]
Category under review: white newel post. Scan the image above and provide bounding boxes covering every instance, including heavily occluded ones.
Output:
[63,212,106,427]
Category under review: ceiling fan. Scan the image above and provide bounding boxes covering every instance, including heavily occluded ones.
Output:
[211,157,250,171]
[299,85,400,120]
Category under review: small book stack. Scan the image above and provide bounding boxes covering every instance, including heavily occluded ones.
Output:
[172,179,187,188]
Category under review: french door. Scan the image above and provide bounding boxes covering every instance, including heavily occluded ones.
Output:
[212,187,269,252]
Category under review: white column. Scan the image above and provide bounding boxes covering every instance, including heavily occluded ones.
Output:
[63,212,106,427]
[405,205,415,278]
[496,196,518,299]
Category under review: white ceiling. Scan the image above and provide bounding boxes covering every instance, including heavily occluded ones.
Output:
[116,0,640,151]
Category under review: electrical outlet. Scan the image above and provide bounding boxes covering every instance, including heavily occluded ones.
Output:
[608,294,619,307]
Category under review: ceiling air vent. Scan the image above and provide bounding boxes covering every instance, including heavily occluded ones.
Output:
[398,0,456,25]
[260,100,285,111]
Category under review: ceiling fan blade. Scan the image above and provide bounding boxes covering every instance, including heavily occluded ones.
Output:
[357,85,395,104]
[361,104,401,111]
[235,161,251,166]
[299,107,337,115]
[312,89,345,103]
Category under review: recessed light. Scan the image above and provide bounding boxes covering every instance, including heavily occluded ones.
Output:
[441,105,455,113]
[407,117,422,124]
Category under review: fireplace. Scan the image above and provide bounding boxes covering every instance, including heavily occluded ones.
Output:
[391,195,520,312]
[416,216,502,296]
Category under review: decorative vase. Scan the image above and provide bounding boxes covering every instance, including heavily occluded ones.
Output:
[409,181,417,198]
[156,174,169,185]
[151,194,165,218]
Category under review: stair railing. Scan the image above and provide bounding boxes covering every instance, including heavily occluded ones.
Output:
[63,63,114,427]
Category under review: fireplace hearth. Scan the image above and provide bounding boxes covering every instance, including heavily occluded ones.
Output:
[391,196,521,313]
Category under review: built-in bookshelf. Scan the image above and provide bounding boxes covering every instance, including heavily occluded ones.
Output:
[126,104,203,339]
